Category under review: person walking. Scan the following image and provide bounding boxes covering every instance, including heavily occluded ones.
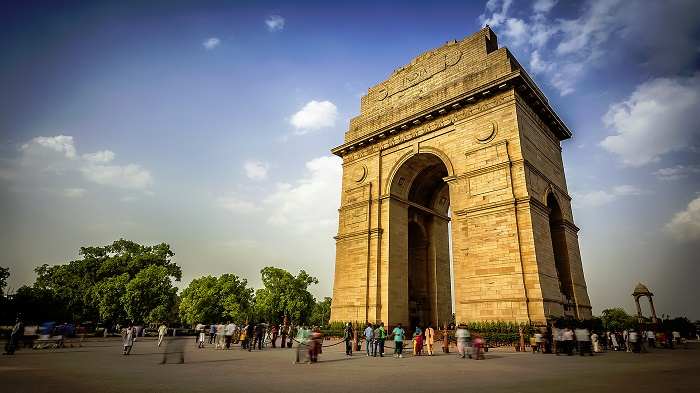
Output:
[122,324,135,355]
[535,330,545,354]
[363,323,374,357]
[3,316,23,355]
[425,324,435,356]
[271,324,279,348]
[245,322,255,351]
[373,322,386,357]
[253,323,264,350]
[209,323,216,345]
[413,326,424,356]
[196,323,206,348]
[391,323,406,358]
[224,321,236,349]
[575,327,592,356]
[455,324,470,359]
[591,331,600,353]
[160,329,185,364]
[280,322,288,349]
[343,322,354,357]
[157,322,167,347]
[563,327,574,355]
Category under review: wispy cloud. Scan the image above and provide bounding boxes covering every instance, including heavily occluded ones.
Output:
[62,188,86,198]
[653,165,700,181]
[265,15,285,32]
[202,37,221,50]
[478,0,700,96]
[572,185,645,208]
[601,74,700,167]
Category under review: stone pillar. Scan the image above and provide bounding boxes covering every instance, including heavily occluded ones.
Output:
[648,297,658,324]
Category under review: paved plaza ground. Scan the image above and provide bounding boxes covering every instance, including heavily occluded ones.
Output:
[1,337,699,393]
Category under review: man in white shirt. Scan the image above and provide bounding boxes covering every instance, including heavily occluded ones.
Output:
[575,328,592,356]
[224,322,236,349]
[157,323,168,347]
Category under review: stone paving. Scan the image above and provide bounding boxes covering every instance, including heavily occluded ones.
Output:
[1,338,698,393]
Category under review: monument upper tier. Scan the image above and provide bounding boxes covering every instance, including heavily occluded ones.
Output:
[334,27,571,155]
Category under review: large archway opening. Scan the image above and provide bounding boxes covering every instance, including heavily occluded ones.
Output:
[389,153,452,328]
[547,192,574,313]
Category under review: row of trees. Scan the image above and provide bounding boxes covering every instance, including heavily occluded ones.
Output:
[0,239,332,327]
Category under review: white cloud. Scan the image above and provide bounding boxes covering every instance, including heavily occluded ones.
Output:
[81,163,152,190]
[478,0,700,96]
[665,195,700,242]
[653,165,700,181]
[202,37,220,50]
[265,15,285,32]
[533,0,557,13]
[290,100,338,134]
[218,194,261,214]
[21,135,76,159]
[82,150,115,163]
[263,155,342,233]
[529,50,551,74]
[479,0,513,27]
[62,188,86,198]
[572,184,644,208]
[601,74,700,167]
[15,134,154,192]
[244,160,269,181]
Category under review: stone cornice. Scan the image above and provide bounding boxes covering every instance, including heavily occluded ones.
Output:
[332,70,572,158]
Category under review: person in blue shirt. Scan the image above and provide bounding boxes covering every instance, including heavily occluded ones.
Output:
[363,323,374,357]
[391,323,406,358]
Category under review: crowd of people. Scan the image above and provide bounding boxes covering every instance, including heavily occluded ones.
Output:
[527,326,688,355]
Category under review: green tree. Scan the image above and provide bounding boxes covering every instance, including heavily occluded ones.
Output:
[601,308,635,331]
[253,267,318,324]
[0,266,9,297]
[123,265,178,324]
[179,274,253,325]
[309,297,332,327]
[31,239,181,323]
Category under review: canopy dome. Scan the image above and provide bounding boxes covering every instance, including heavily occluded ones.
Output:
[632,283,652,296]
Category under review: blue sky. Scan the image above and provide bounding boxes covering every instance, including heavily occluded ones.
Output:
[1,0,699,319]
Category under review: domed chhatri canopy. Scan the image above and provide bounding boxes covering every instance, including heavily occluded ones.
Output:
[632,283,653,297]
[632,283,657,323]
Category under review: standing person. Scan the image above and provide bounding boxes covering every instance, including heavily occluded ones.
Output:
[196,323,206,348]
[553,326,562,355]
[646,329,655,348]
[455,324,470,359]
[424,324,435,356]
[591,331,600,353]
[623,329,631,352]
[611,331,619,351]
[391,323,406,358]
[363,323,374,357]
[535,330,545,354]
[287,324,296,348]
[309,327,323,363]
[472,334,485,360]
[343,322,353,357]
[157,322,167,348]
[271,324,279,348]
[122,324,135,355]
[629,330,640,353]
[208,323,216,345]
[224,321,236,350]
[294,326,310,364]
[215,322,224,349]
[245,321,255,351]
[280,321,288,349]
[253,323,264,350]
[3,316,23,355]
[413,326,424,356]
[575,327,592,356]
[563,327,574,355]
[373,322,386,357]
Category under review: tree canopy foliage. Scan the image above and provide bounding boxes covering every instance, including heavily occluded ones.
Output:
[179,274,253,325]
[253,267,318,324]
[0,266,9,297]
[601,307,636,331]
[28,239,181,324]
[309,297,332,327]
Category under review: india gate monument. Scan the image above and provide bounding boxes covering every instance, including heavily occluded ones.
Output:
[330,27,592,327]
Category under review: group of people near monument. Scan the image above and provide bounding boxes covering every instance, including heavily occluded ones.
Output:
[527,326,686,355]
